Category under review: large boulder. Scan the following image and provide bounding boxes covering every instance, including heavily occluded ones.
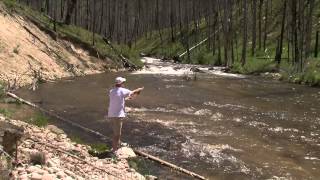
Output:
[115,147,136,159]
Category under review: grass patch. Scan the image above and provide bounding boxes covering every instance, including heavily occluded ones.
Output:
[2,0,17,11]
[128,157,152,176]
[26,112,48,127]
[69,135,85,144]
[0,108,13,118]
[69,135,110,153]
[280,58,320,86]
[231,57,277,75]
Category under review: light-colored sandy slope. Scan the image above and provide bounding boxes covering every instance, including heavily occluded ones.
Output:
[0,5,112,87]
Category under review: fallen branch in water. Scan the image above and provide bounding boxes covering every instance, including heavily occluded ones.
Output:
[134,150,206,180]
[6,92,207,180]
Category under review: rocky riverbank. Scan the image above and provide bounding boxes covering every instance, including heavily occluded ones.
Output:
[0,114,149,180]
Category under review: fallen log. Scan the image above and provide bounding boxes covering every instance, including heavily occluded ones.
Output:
[6,92,207,180]
[134,150,206,180]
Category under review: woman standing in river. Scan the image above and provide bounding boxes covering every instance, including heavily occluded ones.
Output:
[107,77,144,152]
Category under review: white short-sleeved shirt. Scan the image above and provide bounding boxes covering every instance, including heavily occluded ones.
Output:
[108,87,132,117]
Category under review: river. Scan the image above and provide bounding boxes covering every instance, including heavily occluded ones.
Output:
[17,58,320,180]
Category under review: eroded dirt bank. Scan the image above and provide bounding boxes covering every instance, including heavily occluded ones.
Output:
[0,4,114,87]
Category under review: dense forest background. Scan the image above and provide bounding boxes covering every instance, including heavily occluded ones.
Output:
[4,0,320,85]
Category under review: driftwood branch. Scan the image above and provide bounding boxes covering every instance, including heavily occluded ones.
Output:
[6,92,207,180]
[134,150,206,180]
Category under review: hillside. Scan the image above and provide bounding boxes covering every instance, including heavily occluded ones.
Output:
[0,3,114,88]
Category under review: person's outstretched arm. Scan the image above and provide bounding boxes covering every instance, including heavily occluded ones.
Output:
[126,87,144,100]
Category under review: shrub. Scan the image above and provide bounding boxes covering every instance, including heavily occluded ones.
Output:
[29,151,47,165]
[128,157,151,176]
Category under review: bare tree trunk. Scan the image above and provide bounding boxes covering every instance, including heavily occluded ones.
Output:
[251,0,257,56]
[274,0,287,66]
[263,0,268,50]
[92,0,96,46]
[315,31,319,57]
[64,0,76,25]
[258,0,263,50]
[241,0,248,66]
[305,0,315,58]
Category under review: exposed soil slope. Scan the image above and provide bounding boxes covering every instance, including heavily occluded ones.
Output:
[0,4,112,87]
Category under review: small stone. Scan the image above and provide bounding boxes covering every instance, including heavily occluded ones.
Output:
[19,174,29,180]
[56,171,66,178]
[41,174,55,180]
[30,172,42,180]
[26,166,40,173]
[63,176,73,180]
[146,175,158,180]
[64,170,75,177]
[36,169,48,175]
[16,167,25,173]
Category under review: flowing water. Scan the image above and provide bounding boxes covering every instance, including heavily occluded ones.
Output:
[17,58,320,179]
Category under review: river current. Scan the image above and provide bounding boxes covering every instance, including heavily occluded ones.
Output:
[17,58,320,179]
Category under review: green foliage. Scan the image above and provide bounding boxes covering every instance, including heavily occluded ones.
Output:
[2,0,17,10]
[0,82,5,97]
[128,157,151,176]
[8,3,143,68]
[89,143,110,153]
[283,58,320,86]
[69,135,85,144]
[27,112,48,127]
[0,108,13,118]
[231,57,276,75]
[187,48,215,64]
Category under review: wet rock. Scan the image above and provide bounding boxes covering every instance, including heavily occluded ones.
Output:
[260,72,282,80]
[190,67,204,73]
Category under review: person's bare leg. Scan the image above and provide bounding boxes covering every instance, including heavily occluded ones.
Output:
[112,118,122,152]
[112,134,120,152]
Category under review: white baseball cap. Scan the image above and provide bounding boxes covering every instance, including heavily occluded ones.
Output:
[115,77,126,84]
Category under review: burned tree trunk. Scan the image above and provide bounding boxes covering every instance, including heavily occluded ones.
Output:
[64,0,77,25]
